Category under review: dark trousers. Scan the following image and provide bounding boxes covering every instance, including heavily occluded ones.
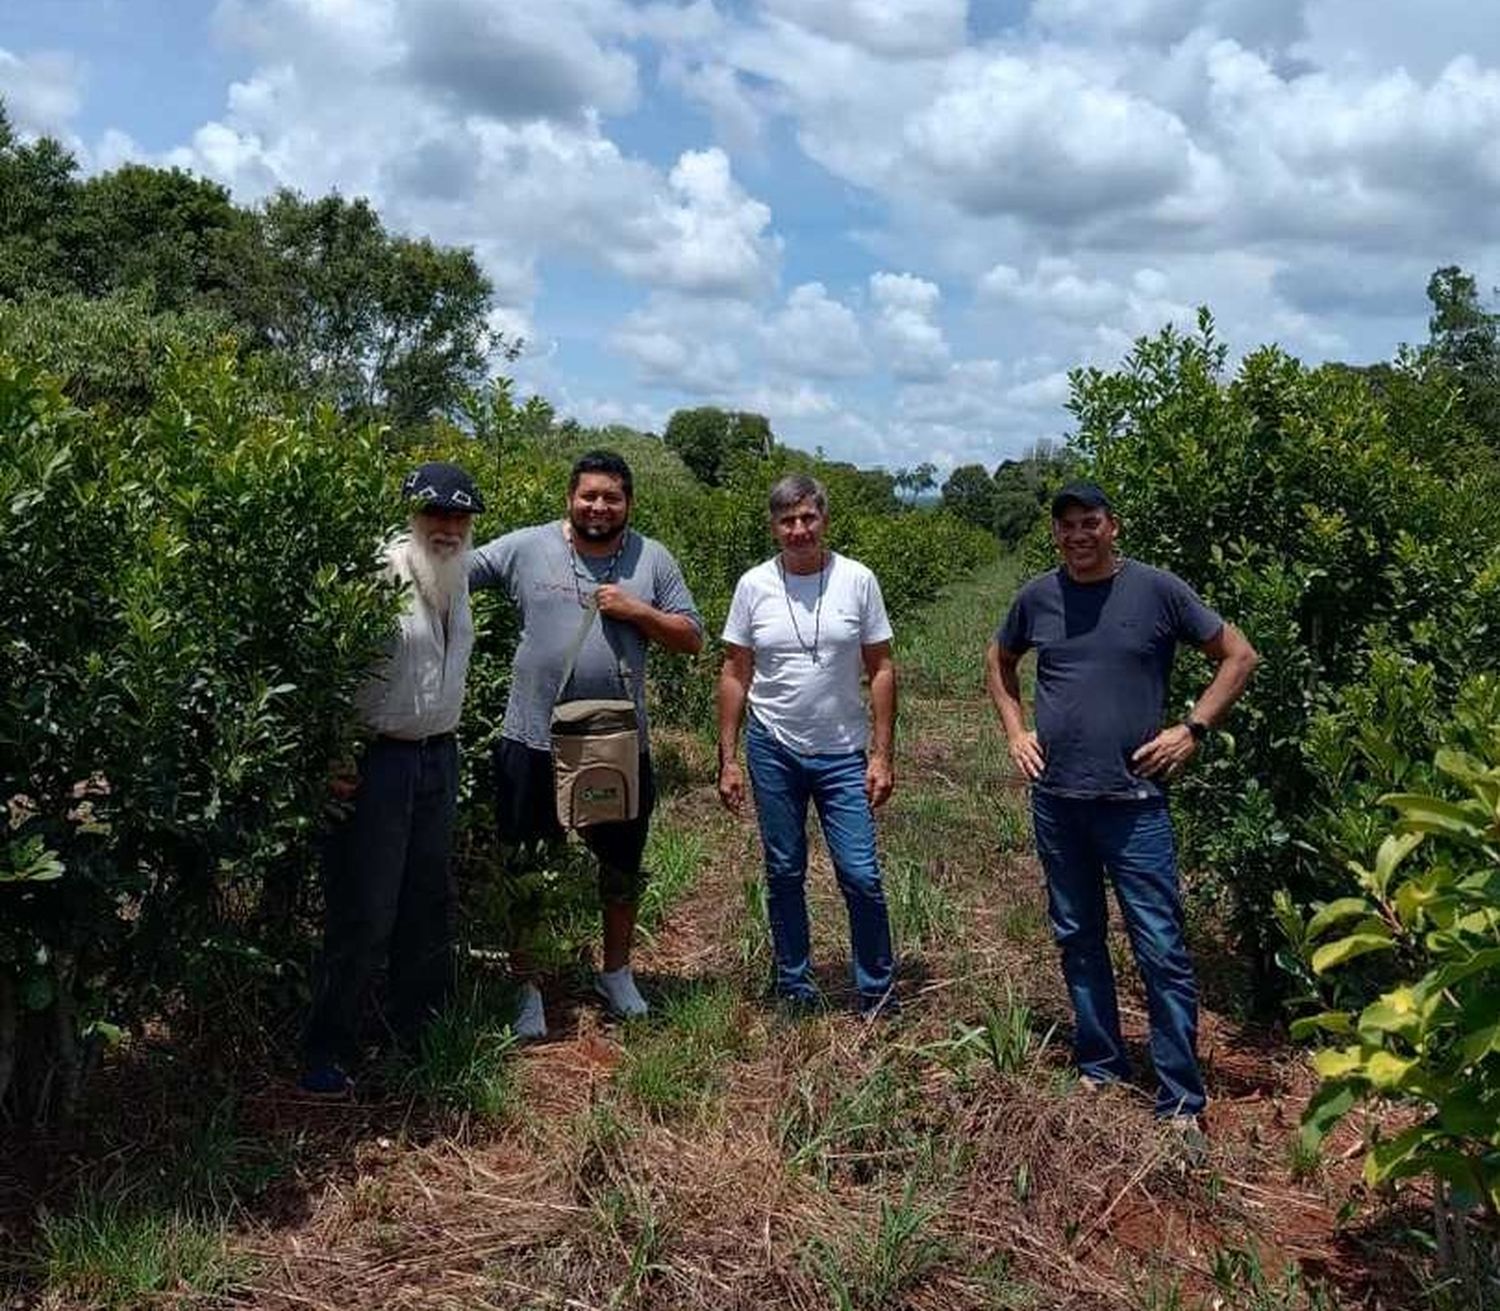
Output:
[303,734,459,1068]
[1031,791,1205,1117]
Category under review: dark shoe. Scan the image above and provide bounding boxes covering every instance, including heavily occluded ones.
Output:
[773,991,824,1019]
[297,1063,354,1099]
[858,991,901,1020]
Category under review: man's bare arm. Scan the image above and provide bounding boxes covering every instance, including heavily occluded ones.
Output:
[985,639,1044,781]
[862,640,897,807]
[1133,623,1260,778]
[716,644,754,812]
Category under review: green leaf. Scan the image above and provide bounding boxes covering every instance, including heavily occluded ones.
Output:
[1289,1011,1355,1041]
[1306,897,1374,942]
[1311,925,1395,975]
[1311,1046,1364,1080]
[1300,1079,1358,1153]
[1358,988,1430,1043]
[1365,1123,1442,1185]
[1382,792,1489,842]
[1366,1050,1420,1090]
[1371,830,1424,898]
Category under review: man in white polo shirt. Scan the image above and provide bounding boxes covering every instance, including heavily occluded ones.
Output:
[716,473,898,1015]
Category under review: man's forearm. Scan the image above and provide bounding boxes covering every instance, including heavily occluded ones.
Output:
[986,646,1029,739]
[1191,651,1257,727]
[634,607,704,654]
[716,670,748,764]
[868,664,896,759]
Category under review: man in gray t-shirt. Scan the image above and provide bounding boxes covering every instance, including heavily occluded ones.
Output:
[469,450,702,1038]
[986,481,1259,1135]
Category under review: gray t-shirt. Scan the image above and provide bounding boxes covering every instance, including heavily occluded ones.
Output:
[468,522,702,750]
[996,559,1223,800]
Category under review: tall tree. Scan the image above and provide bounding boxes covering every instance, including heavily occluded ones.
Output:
[68,164,247,312]
[1426,264,1500,442]
[239,191,495,426]
[0,104,79,298]
[664,406,774,485]
[940,462,996,530]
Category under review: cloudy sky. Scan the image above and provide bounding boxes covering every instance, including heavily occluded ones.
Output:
[4,1,1500,470]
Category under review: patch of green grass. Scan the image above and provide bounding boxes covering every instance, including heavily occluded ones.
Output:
[397,973,520,1121]
[927,986,1053,1077]
[895,556,1023,699]
[35,1199,245,1309]
[592,1176,669,1307]
[803,1179,949,1310]
[885,856,958,953]
[737,873,772,983]
[993,803,1032,855]
[155,1094,295,1217]
[1129,1261,1189,1311]
[780,1062,927,1184]
[998,897,1048,945]
[1210,1245,1335,1310]
[616,980,748,1118]
[973,1250,1040,1308]
[637,822,706,937]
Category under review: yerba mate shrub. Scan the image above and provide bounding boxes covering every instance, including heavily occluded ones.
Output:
[0,339,400,1122]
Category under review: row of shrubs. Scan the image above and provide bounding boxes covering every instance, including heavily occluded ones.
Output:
[0,303,994,1123]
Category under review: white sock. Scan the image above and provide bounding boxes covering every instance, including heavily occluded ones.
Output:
[595,966,649,1018]
[513,981,547,1040]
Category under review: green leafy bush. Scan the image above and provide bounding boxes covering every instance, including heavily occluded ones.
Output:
[1064,311,1500,999]
[0,336,400,1120]
[1295,685,1500,1229]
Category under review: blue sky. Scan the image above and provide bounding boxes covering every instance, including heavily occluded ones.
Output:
[5,0,1500,471]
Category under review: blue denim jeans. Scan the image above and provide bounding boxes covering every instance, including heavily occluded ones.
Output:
[745,719,895,1010]
[1031,791,1205,1116]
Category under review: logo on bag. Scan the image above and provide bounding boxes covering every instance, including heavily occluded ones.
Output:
[581,785,620,802]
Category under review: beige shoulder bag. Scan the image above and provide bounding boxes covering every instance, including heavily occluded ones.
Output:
[550,595,640,828]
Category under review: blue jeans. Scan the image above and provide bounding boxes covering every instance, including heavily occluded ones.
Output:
[1031,791,1205,1116]
[745,719,895,1009]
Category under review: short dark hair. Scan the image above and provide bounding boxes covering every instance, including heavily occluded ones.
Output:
[768,472,827,518]
[569,449,633,499]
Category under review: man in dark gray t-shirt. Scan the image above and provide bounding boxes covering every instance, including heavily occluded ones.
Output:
[469,451,702,1039]
[986,482,1258,1133]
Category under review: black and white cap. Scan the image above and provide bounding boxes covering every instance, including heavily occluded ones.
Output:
[402,461,485,513]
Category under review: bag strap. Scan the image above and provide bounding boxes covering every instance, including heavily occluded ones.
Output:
[556,596,633,701]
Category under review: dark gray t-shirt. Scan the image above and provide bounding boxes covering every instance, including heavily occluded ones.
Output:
[468,523,702,751]
[996,559,1223,800]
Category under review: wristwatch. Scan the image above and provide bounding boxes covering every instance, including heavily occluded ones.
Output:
[1183,717,1210,742]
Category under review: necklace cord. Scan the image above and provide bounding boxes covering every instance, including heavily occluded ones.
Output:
[778,550,828,665]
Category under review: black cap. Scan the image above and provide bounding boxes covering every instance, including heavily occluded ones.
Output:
[1050,480,1112,518]
[402,461,485,514]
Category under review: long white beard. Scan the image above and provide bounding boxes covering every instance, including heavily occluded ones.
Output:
[405,526,470,612]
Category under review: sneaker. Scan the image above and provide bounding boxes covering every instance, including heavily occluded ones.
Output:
[773,991,825,1020]
[594,966,649,1019]
[513,981,548,1041]
[297,1063,353,1099]
[858,991,902,1020]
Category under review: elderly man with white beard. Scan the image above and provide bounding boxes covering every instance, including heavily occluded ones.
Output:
[299,461,483,1097]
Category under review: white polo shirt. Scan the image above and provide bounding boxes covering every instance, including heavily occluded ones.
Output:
[355,536,474,740]
[722,552,892,755]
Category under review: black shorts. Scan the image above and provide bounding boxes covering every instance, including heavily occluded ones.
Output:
[493,737,656,900]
